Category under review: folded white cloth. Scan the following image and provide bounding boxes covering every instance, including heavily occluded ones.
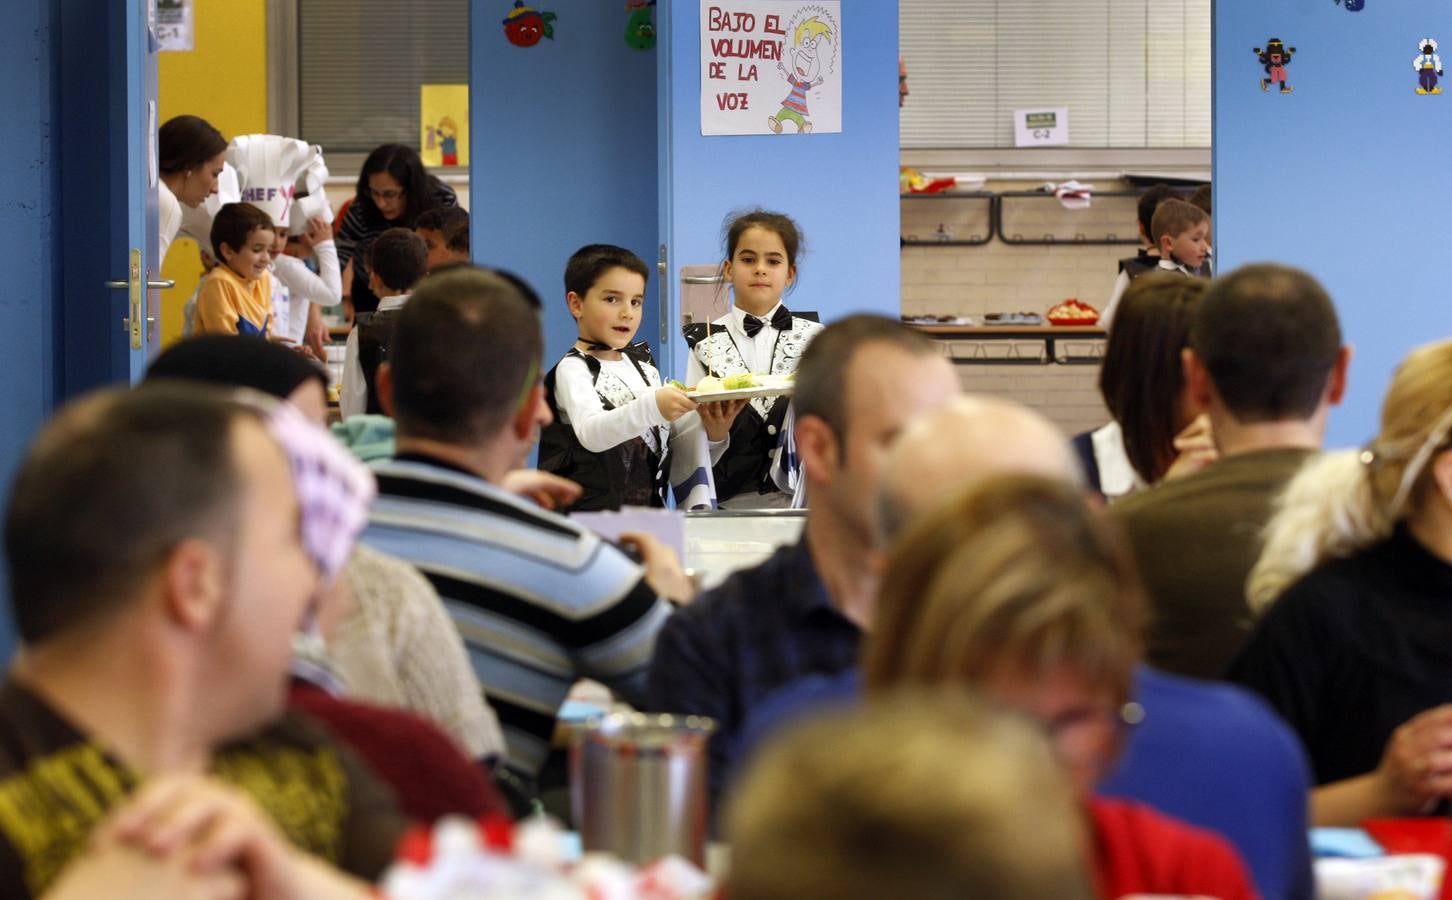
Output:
[1040,179,1095,210]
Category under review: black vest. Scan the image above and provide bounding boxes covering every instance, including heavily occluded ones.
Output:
[1118,249,1162,282]
[683,316,815,502]
[539,345,668,512]
[356,308,402,416]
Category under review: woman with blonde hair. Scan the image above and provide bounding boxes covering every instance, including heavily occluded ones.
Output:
[1231,338,1452,825]
[865,475,1254,900]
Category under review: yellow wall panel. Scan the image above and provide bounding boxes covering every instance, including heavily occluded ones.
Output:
[157,0,268,345]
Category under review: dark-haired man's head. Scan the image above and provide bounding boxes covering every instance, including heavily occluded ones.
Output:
[794,315,959,544]
[415,207,470,271]
[377,266,548,477]
[1186,263,1348,437]
[367,228,429,297]
[147,334,330,424]
[4,384,317,739]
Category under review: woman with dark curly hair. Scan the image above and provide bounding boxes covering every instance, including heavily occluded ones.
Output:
[335,143,456,317]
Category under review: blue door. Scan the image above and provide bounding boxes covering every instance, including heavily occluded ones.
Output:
[655,1,902,380]
[58,0,163,396]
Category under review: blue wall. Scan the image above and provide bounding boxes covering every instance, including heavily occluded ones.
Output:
[1215,5,1450,447]
[0,0,61,663]
[658,1,901,378]
[469,0,661,370]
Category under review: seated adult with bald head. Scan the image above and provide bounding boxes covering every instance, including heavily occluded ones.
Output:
[1112,263,1349,680]
[649,315,960,813]
[742,393,1314,899]
[1,384,402,900]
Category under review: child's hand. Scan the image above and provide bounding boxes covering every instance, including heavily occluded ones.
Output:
[698,399,748,442]
[655,386,697,423]
[301,217,331,252]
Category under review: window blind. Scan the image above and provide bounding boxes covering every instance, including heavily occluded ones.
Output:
[297,0,469,153]
[899,0,1210,149]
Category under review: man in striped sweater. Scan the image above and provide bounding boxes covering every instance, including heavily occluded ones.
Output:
[360,266,691,783]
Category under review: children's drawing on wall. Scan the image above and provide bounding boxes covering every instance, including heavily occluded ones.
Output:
[502,1,556,47]
[625,0,656,50]
[767,11,838,133]
[699,0,843,136]
[1415,39,1443,95]
[1255,39,1295,93]
[420,85,470,168]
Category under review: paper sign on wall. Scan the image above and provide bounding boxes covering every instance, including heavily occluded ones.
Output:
[155,0,194,52]
[1013,107,1070,147]
[700,1,842,136]
[420,84,469,167]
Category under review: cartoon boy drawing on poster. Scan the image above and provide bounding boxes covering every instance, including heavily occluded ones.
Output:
[768,11,837,134]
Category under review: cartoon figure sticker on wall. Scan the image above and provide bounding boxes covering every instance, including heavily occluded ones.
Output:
[768,7,840,134]
[503,1,556,47]
[1255,38,1295,93]
[625,0,656,50]
[1334,0,1366,10]
[1415,39,1443,94]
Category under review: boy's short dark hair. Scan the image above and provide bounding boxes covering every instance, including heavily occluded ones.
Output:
[445,218,470,255]
[1150,199,1209,244]
[564,244,650,299]
[794,315,936,439]
[367,227,429,292]
[389,265,542,445]
[5,384,253,644]
[211,203,275,259]
[415,206,469,236]
[1137,184,1179,241]
[1189,184,1211,215]
[1190,264,1343,423]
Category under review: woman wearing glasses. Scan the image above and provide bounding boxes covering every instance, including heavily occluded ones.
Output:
[1233,338,1452,826]
[866,476,1255,899]
[335,143,458,318]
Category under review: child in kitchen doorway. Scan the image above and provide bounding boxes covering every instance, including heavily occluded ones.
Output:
[540,244,745,511]
[685,210,823,508]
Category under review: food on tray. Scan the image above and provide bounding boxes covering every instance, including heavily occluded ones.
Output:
[1045,299,1100,324]
[692,376,725,393]
[984,312,1044,326]
[722,373,757,390]
[668,379,688,391]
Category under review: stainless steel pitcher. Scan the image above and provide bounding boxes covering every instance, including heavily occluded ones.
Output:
[569,711,716,866]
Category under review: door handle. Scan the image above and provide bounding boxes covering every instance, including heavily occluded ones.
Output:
[106,278,174,289]
[681,273,724,285]
[104,248,151,350]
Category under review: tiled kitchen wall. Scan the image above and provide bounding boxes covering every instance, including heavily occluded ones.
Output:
[900,180,1150,436]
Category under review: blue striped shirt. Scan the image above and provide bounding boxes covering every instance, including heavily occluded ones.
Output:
[363,454,671,776]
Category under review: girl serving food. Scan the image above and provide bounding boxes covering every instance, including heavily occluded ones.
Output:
[685,210,822,506]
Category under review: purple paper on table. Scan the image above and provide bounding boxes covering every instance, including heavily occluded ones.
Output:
[571,507,686,561]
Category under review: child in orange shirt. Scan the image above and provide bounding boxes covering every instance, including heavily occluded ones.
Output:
[196,203,277,337]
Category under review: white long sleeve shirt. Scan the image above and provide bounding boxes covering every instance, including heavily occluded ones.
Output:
[553,354,668,454]
[272,239,342,343]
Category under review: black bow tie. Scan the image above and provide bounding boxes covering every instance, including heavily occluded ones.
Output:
[743,305,792,338]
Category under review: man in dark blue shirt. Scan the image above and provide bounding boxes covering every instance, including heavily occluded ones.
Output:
[648,315,959,810]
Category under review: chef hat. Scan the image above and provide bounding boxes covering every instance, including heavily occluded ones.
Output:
[226,134,334,236]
